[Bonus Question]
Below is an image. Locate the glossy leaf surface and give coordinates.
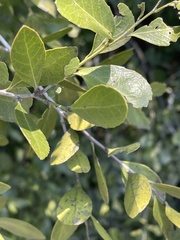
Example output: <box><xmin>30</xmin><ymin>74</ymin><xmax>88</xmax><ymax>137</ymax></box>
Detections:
<box><xmin>57</xmin><ymin>185</ymin><xmax>92</xmax><ymax>225</ymax></box>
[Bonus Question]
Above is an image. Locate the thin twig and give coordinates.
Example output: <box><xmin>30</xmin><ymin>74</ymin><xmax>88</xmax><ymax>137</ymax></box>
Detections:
<box><xmin>0</xmin><ymin>35</ymin><xmax>11</xmax><ymax>52</ymax></box>
<box><xmin>85</xmin><ymin>221</ymin><xmax>91</xmax><ymax>240</ymax></box>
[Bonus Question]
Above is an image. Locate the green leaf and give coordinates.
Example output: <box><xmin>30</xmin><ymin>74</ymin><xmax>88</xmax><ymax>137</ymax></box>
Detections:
<box><xmin>169</xmin><ymin>229</ymin><xmax>180</xmax><ymax>240</ymax></box>
<box><xmin>42</xmin><ymin>27</ymin><xmax>73</xmax><ymax>43</ymax></box>
<box><xmin>0</xmin><ymin>182</ymin><xmax>11</xmax><ymax>194</ymax></box>
<box><xmin>31</xmin><ymin>0</ymin><xmax>56</xmax><ymax>17</ymax></box>
<box><xmin>11</xmin><ymin>25</ymin><xmax>45</xmax><ymax>89</ymax></box>
<box><xmin>0</xmin><ymin>62</ymin><xmax>9</xmax><ymax>88</ymax></box>
<box><xmin>130</xmin><ymin>18</ymin><xmax>180</xmax><ymax>46</ymax></box>
<box><xmin>40</xmin><ymin>47</ymin><xmax>77</xmax><ymax>86</ymax></box>
<box><xmin>77</xmin><ymin>65</ymin><xmax>152</xmax><ymax>108</ymax></box>
<box><xmin>92</xmin><ymin>144</ymin><xmax>109</xmax><ymax>204</ymax></box>
<box><xmin>15</xmin><ymin>102</ymin><xmax>50</xmax><ymax>160</ymax></box>
<box><xmin>37</xmin><ymin>107</ymin><xmax>57</xmax><ymax>138</ymax></box>
<box><xmin>59</xmin><ymin>79</ymin><xmax>86</xmax><ymax>93</ymax></box>
<box><xmin>151</xmin><ymin>82</ymin><xmax>166</xmax><ymax>97</ymax></box>
<box><xmin>64</xmin><ymin>57</ymin><xmax>80</xmax><ymax>77</ymax></box>
<box><xmin>108</xmin><ymin>142</ymin><xmax>140</xmax><ymax>157</ymax></box>
<box><xmin>55</xmin><ymin>0</ymin><xmax>115</xmax><ymax>39</ymax></box>
<box><xmin>67</xmin><ymin>112</ymin><xmax>94</xmax><ymax>131</ymax></box>
<box><xmin>0</xmin><ymin>87</ymin><xmax>33</xmax><ymax>122</ymax></box>
<box><xmin>91</xmin><ymin>215</ymin><xmax>113</xmax><ymax>240</ymax></box>
<box><xmin>153</xmin><ymin>197</ymin><xmax>174</xmax><ymax>239</ymax></box>
<box><xmin>0</xmin><ymin>197</ymin><xmax>7</xmax><ymax>212</ymax></box>
<box><xmin>151</xmin><ymin>183</ymin><xmax>180</xmax><ymax>199</ymax></box>
<box><xmin>7</xmin><ymin>74</ymin><xmax>30</xmax><ymax>90</ymax></box>
<box><xmin>0</xmin><ymin>234</ymin><xmax>5</xmax><ymax>240</ymax></box>
<box><xmin>126</xmin><ymin>104</ymin><xmax>151</xmax><ymax>130</ymax></box>
<box><xmin>0</xmin><ymin>120</ymin><xmax>8</xmax><ymax>146</ymax></box>
<box><xmin>0</xmin><ymin>218</ymin><xmax>45</xmax><ymax>239</ymax></box>
<box><xmin>50</xmin><ymin>129</ymin><xmax>79</xmax><ymax>165</ymax></box>
<box><xmin>66</xmin><ymin>149</ymin><xmax>90</xmax><ymax>173</ymax></box>
<box><xmin>50</xmin><ymin>220</ymin><xmax>78</xmax><ymax>240</ymax></box>
<box><xmin>165</xmin><ymin>204</ymin><xmax>180</xmax><ymax>228</ymax></box>
<box><xmin>100</xmin><ymin>48</ymin><xmax>133</xmax><ymax>66</ymax></box>
<box><xmin>124</xmin><ymin>173</ymin><xmax>152</xmax><ymax>218</ymax></box>
<box><xmin>57</xmin><ymin>185</ymin><xmax>92</xmax><ymax>225</ymax></box>
<box><xmin>71</xmin><ymin>85</ymin><xmax>128</xmax><ymax>128</ymax></box>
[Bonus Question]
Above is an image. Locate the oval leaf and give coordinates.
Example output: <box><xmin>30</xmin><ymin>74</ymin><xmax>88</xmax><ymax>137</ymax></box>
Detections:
<box><xmin>68</xmin><ymin>112</ymin><xmax>94</xmax><ymax>131</ymax></box>
<box><xmin>0</xmin><ymin>218</ymin><xmax>45</xmax><ymax>239</ymax></box>
<box><xmin>55</xmin><ymin>0</ymin><xmax>115</xmax><ymax>39</ymax></box>
<box><xmin>91</xmin><ymin>215</ymin><xmax>113</xmax><ymax>240</ymax></box>
<box><xmin>50</xmin><ymin>129</ymin><xmax>79</xmax><ymax>165</ymax></box>
<box><xmin>15</xmin><ymin>102</ymin><xmax>50</xmax><ymax>160</ymax></box>
<box><xmin>124</xmin><ymin>173</ymin><xmax>152</xmax><ymax>218</ymax></box>
<box><xmin>11</xmin><ymin>25</ymin><xmax>45</xmax><ymax>89</ymax></box>
<box><xmin>151</xmin><ymin>82</ymin><xmax>166</xmax><ymax>97</ymax></box>
<box><xmin>151</xmin><ymin>183</ymin><xmax>180</xmax><ymax>199</ymax></box>
<box><xmin>66</xmin><ymin>150</ymin><xmax>90</xmax><ymax>173</ymax></box>
<box><xmin>71</xmin><ymin>85</ymin><xmax>128</xmax><ymax>128</ymax></box>
<box><xmin>0</xmin><ymin>182</ymin><xmax>11</xmax><ymax>194</ymax></box>
<box><xmin>57</xmin><ymin>185</ymin><xmax>92</xmax><ymax>225</ymax></box>
<box><xmin>50</xmin><ymin>220</ymin><xmax>78</xmax><ymax>240</ymax></box>
<box><xmin>108</xmin><ymin>142</ymin><xmax>140</xmax><ymax>157</ymax></box>
<box><xmin>165</xmin><ymin>205</ymin><xmax>180</xmax><ymax>228</ymax></box>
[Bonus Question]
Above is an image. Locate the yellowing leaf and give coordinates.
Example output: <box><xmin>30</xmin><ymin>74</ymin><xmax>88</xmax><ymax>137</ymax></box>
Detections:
<box><xmin>50</xmin><ymin>220</ymin><xmax>78</xmax><ymax>240</ymax></box>
<box><xmin>0</xmin><ymin>182</ymin><xmax>11</xmax><ymax>194</ymax></box>
<box><xmin>91</xmin><ymin>215</ymin><xmax>113</xmax><ymax>240</ymax></box>
<box><xmin>151</xmin><ymin>183</ymin><xmax>180</xmax><ymax>199</ymax></box>
<box><xmin>11</xmin><ymin>26</ymin><xmax>45</xmax><ymax>89</ymax></box>
<box><xmin>124</xmin><ymin>173</ymin><xmax>152</xmax><ymax>218</ymax></box>
<box><xmin>0</xmin><ymin>218</ymin><xmax>45</xmax><ymax>239</ymax></box>
<box><xmin>108</xmin><ymin>142</ymin><xmax>140</xmax><ymax>157</ymax></box>
<box><xmin>71</xmin><ymin>85</ymin><xmax>128</xmax><ymax>128</ymax></box>
<box><xmin>15</xmin><ymin>102</ymin><xmax>50</xmax><ymax>160</ymax></box>
<box><xmin>67</xmin><ymin>112</ymin><xmax>94</xmax><ymax>131</ymax></box>
<box><xmin>50</xmin><ymin>129</ymin><xmax>79</xmax><ymax>165</ymax></box>
<box><xmin>57</xmin><ymin>185</ymin><xmax>92</xmax><ymax>225</ymax></box>
<box><xmin>55</xmin><ymin>0</ymin><xmax>115</xmax><ymax>39</ymax></box>
<box><xmin>165</xmin><ymin>204</ymin><xmax>180</xmax><ymax>228</ymax></box>
<box><xmin>66</xmin><ymin>150</ymin><xmax>90</xmax><ymax>173</ymax></box>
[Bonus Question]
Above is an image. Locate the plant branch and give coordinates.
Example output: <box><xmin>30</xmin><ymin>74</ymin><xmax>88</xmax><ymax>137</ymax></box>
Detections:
<box><xmin>0</xmin><ymin>35</ymin><xmax>11</xmax><ymax>52</ymax></box>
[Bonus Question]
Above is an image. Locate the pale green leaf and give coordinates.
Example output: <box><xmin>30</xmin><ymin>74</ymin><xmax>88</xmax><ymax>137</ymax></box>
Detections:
<box><xmin>0</xmin><ymin>218</ymin><xmax>45</xmax><ymax>239</ymax></box>
<box><xmin>100</xmin><ymin>48</ymin><xmax>133</xmax><ymax>66</ymax></box>
<box><xmin>71</xmin><ymin>85</ymin><xmax>128</xmax><ymax>128</ymax></box>
<box><xmin>0</xmin><ymin>197</ymin><xmax>7</xmax><ymax>211</ymax></box>
<box><xmin>0</xmin><ymin>87</ymin><xmax>33</xmax><ymax>122</ymax></box>
<box><xmin>43</xmin><ymin>27</ymin><xmax>72</xmax><ymax>43</ymax></box>
<box><xmin>37</xmin><ymin>107</ymin><xmax>57</xmax><ymax>138</ymax></box>
<box><xmin>31</xmin><ymin>0</ymin><xmax>56</xmax><ymax>17</ymax></box>
<box><xmin>172</xmin><ymin>130</ymin><xmax>180</xmax><ymax>146</ymax></box>
<box><xmin>108</xmin><ymin>142</ymin><xmax>140</xmax><ymax>157</ymax></box>
<box><xmin>66</xmin><ymin>149</ymin><xmax>90</xmax><ymax>173</ymax></box>
<box><xmin>124</xmin><ymin>173</ymin><xmax>152</xmax><ymax>218</ymax></box>
<box><xmin>0</xmin><ymin>120</ymin><xmax>8</xmax><ymax>146</ymax></box>
<box><xmin>126</xmin><ymin>104</ymin><xmax>150</xmax><ymax>130</ymax></box>
<box><xmin>59</xmin><ymin>79</ymin><xmax>86</xmax><ymax>93</ymax></box>
<box><xmin>151</xmin><ymin>82</ymin><xmax>166</xmax><ymax>97</ymax></box>
<box><xmin>92</xmin><ymin>144</ymin><xmax>109</xmax><ymax>204</ymax></box>
<box><xmin>55</xmin><ymin>0</ymin><xmax>115</xmax><ymax>39</ymax></box>
<box><xmin>165</xmin><ymin>204</ymin><xmax>180</xmax><ymax>228</ymax></box>
<box><xmin>50</xmin><ymin>129</ymin><xmax>79</xmax><ymax>165</ymax></box>
<box><xmin>130</xmin><ymin>18</ymin><xmax>180</xmax><ymax>46</ymax></box>
<box><xmin>0</xmin><ymin>135</ymin><xmax>9</xmax><ymax>146</ymax></box>
<box><xmin>50</xmin><ymin>220</ymin><xmax>78</xmax><ymax>240</ymax></box>
<box><xmin>67</xmin><ymin>112</ymin><xmax>94</xmax><ymax>131</ymax></box>
<box><xmin>15</xmin><ymin>102</ymin><xmax>50</xmax><ymax>160</ymax></box>
<box><xmin>0</xmin><ymin>234</ymin><xmax>5</xmax><ymax>240</ymax></box>
<box><xmin>40</xmin><ymin>47</ymin><xmax>77</xmax><ymax>86</ymax></box>
<box><xmin>169</xmin><ymin>229</ymin><xmax>180</xmax><ymax>240</ymax></box>
<box><xmin>77</xmin><ymin>65</ymin><xmax>152</xmax><ymax>108</ymax></box>
<box><xmin>57</xmin><ymin>185</ymin><xmax>92</xmax><ymax>225</ymax></box>
<box><xmin>0</xmin><ymin>62</ymin><xmax>9</xmax><ymax>88</ymax></box>
<box><xmin>137</xmin><ymin>2</ymin><xmax>146</xmax><ymax>20</ymax></box>
<box><xmin>64</xmin><ymin>57</ymin><xmax>80</xmax><ymax>77</ymax></box>
<box><xmin>0</xmin><ymin>182</ymin><xmax>11</xmax><ymax>194</ymax></box>
<box><xmin>153</xmin><ymin>197</ymin><xmax>174</xmax><ymax>239</ymax></box>
<box><xmin>11</xmin><ymin>25</ymin><xmax>45</xmax><ymax>89</ymax></box>
<box><xmin>151</xmin><ymin>183</ymin><xmax>180</xmax><ymax>199</ymax></box>
<box><xmin>91</xmin><ymin>215</ymin><xmax>113</xmax><ymax>240</ymax></box>
<box><xmin>7</xmin><ymin>74</ymin><xmax>30</xmax><ymax>90</ymax></box>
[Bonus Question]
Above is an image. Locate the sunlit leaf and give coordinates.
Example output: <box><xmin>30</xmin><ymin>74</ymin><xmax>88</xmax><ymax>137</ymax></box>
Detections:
<box><xmin>0</xmin><ymin>234</ymin><xmax>5</xmax><ymax>240</ymax></box>
<box><xmin>55</xmin><ymin>0</ymin><xmax>115</xmax><ymax>38</ymax></box>
<box><xmin>91</xmin><ymin>215</ymin><xmax>113</xmax><ymax>240</ymax></box>
<box><xmin>165</xmin><ymin>204</ymin><xmax>180</xmax><ymax>228</ymax></box>
<box><xmin>11</xmin><ymin>25</ymin><xmax>45</xmax><ymax>89</ymax></box>
<box><xmin>0</xmin><ymin>182</ymin><xmax>11</xmax><ymax>194</ymax></box>
<box><xmin>151</xmin><ymin>183</ymin><xmax>180</xmax><ymax>199</ymax></box>
<box><xmin>57</xmin><ymin>185</ymin><xmax>92</xmax><ymax>225</ymax></box>
<box><xmin>64</xmin><ymin>57</ymin><xmax>80</xmax><ymax>77</ymax></box>
<box><xmin>50</xmin><ymin>220</ymin><xmax>78</xmax><ymax>240</ymax></box>
<box><xmin>130</xmin><ymin>18</ymin><xmax>180</xmax><ymax>46</ymax></box>
<box><xmin>66</xmin><ymin>150</ymin><xmax>90</xmax><ymax>173</ymax></box>
<box><xmin>0</xmin><ymin>218</ymin><xmax>45</xmax><ymax>239</ymax></box>
<box><xmin>124</xmin><ymin>173</ymin><xmax>152</xmax><ymax>218</ymax></box>
<box><xmin>108</xmin><ymin>142</ymin><xmax>140</xmax><ymax>157</ymax></box>
<box><xmin>71</xmin><ymin>85</ymin><xmax>128</xmax><ymax>128</ymax></box>
<box><xmin>92</xmin><ymin>144</ymin><xmax>109</xmax><ymax>204</ymax></box>
<box><xmin>50</xmin><ymin>129</ymin><xmax>79</xmax><ymax>165</ymax></box>
<box><xmin>151</xmin><ymin>82</ymin><xmax>166</xmax><ymax>97</ymax></box>
<box><xmin>31</xmin><ymin>0</ymin><xmax>56</xmax><ymax>17</ymax></box>
<box><xmin>15</xmin><ymin>102</ymin><xmax>50</xmax><ymax>160</ymax></box>
<box><xmin>67</xmin><ymin>112</ymin><xmax>93</xmax><ymax>131</ymax></box>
